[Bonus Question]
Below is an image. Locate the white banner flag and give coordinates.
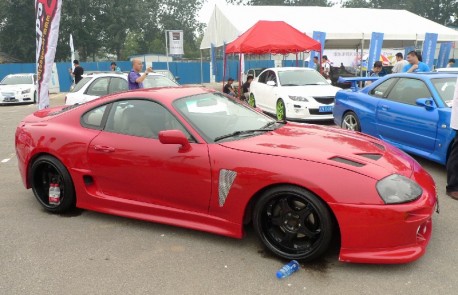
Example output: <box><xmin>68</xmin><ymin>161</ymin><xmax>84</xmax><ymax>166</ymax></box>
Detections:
<box><xmin>169</xmin><ymin>31</ymin><xmax>184</xmax><ymax>55</ymax></box>
<box><xmin>69</xmin><ymin>34</ymin><xmax>75</xmax><ymax>71</ymax></box>
<box><xmin>35</xmin><ymin>0</ymin><xmax>62</xmax><ymax>110</ymax></box>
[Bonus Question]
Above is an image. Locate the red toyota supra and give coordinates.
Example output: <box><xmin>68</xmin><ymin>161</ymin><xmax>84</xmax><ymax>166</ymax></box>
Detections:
<box><xmin>15</xmin><ymin>86</ymin><xmax>437</xmax><ymax>263</ymax></box>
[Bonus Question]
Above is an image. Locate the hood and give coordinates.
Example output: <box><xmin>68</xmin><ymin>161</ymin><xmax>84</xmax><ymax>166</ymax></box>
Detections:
<box><xmin>219</xmin><ymin>123</ymin><xmax>414</xmax><ymax>180</ymax></box>
<box><xmin>0</xmin><ymin>84</ymin><xmax>33</xmax><ymax>92</ymax></box>
<box><xmin>280</xmin><ymin>85</ymin><xmax>340</xmax><ymax>97</ymax></box>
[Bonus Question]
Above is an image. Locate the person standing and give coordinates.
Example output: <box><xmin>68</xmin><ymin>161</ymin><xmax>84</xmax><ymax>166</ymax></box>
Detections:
<box><xmin>391</xmin><ymin>52</ymin><xmax>408</xmax><ymax>73</ymax></box>
<box><xmin>110</xmin><ymin>62</ymin><xmax>121</xmax><ymax>72</ymax></box>
<box><xmin>321</xmin><ymin>55</ymin><xmax>331</xmax><ymax>79</ymax></box>
<box><xmin>128</xmin><ymin>59</ymin><xmax>153</xmax><ymax>90</ymax></box>
<box><xmin>313</xmin><ymin>56</ymin><xmax>320</xmax><ymax>72</ymax></box>
<box><xmin>69</xmin><ymin>60</ymin><xmax>84</xmax><ymax>84</ymax></box>
<box><xmin>447</xmin><ymin>59</ymin><xmax>456</xmax><ymax>68</ymax></box>
<box><xmin>402</xmin><ymin>51</ymin><xmax>430</xmax><ymax>73</ymax></box>
<box><xmin>446</xmin><ymin>76</ymin><xmax>458</xmax><ymax>200</ymax></box>
<box><xmin>241</xmin><ymin>75</ymin><xmax>253</xmax><ymax>101</ymax></box>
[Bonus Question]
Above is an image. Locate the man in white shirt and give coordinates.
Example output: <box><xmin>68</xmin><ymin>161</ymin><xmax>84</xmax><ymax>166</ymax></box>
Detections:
<box><xmin>391</xmin><ymin>52</ymin><xmax>408</xmax><ymax>73</ymax></box>
<box><xmin>321</xmin><ymin>55</ymin><xmax>331</xmax><ymax>79</ymax></box>
<box><xmin>446</xmin><ymin>76</ymin><xmax>458</xmax><ymax>200</ymax></box>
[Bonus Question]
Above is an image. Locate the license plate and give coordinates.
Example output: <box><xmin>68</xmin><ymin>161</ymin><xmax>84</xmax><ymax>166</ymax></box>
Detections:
<box><xmin>319</xmin><ymin>105</ymin><xmax>333</xmax><ymax>113</ymax></box>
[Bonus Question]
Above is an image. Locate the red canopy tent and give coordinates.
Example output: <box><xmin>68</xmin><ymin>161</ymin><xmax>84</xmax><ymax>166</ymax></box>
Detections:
<box><xmin>223</xmin><ymin>20</ymin><xmax>322</xmax><ymax>94</ymax></box>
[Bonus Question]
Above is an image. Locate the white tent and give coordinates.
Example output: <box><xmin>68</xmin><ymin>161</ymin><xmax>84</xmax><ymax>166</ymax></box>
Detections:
<box><xmin>201</xmin><ymin>5</ymin><xmax>458</xmax><ymax>50</ymax></box>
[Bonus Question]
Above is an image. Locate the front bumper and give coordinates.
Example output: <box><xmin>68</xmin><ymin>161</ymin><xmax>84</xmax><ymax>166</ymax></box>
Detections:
<box><xmin>330</xmin><ymin>161</ymin><xmax>437</xmax><ymax>264</ymax></box>
<box><xmin>1</xmin><ymin>93</ymin><xmax>33</xmax><ymax>104</ymax></box>
<box><xmin>285</xmin><ymin>101</ymin><xmax>334</xmax><ymax>121</ymax></box>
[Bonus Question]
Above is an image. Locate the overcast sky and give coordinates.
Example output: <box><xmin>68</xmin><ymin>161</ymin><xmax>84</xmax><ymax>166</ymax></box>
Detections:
<box><xmin>198</xmin><ymin>0</ymin><xmax>341</xmax><ymax>23</ymax></box>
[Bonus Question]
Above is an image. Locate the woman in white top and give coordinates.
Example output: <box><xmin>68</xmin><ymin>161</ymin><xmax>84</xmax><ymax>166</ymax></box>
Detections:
<box><xmin>446</xmin><ymin>76</ymin><xmax>458</xmax><ymax>200</ymax></box>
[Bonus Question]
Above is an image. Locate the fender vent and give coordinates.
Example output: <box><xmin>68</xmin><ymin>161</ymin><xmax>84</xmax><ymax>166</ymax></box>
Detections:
<box><xmin>357</xmin><ymin>153</ymin><xmax>382</xmax><ymax>161</ymax></box>
<box><xmin>330</xmin><ymin>157</ymin><xmax>365</xmax><ymax>167</ymax></box>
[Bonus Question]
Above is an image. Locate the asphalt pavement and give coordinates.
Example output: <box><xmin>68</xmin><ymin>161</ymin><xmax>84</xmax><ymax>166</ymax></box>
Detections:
<box><xmin>1</xmin><ymin>94</ymin><xmax>458</xmax><ymax>295</ymax></box>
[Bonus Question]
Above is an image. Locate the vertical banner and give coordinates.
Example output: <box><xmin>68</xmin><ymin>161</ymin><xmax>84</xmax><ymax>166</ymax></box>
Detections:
<box><xmin>69</xmin><ymin>34</ymin><xmax>75</xmax><ymax>72</ymax></box>
<box><xmin>168</xmin><ymin>30</ymin><xmax>184</xmax><ymax>55</ymax></box>
<box><xmin>436</xmin><ymin>42</ymin><xmax>452</xmax><ymax>69</ymax></box>
<box><xmin>308</xmin><ymin>31</ymin><xmax>326</xmax><ymax>69</ymax></box>
<box><xmin>422</xmin><ymin>33</ymin><xmax>438</xmax><ymax>69</ymax></box>
<box><xmin>367</xmin><ymin>32</ymin><xmax>384</xmax><ymax>74</ymax></box>
<box><xmin>35</xmin><ymin>0</ymin><xmax>62</xmax><ymax>110</ymax></box>
<box><xmin>211</xmin><ymin>43</ymin><xmax>216</xmax><ymax>75</ymax></box>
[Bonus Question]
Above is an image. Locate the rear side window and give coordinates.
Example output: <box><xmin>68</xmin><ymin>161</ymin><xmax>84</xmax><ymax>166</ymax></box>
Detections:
<box><xmin>71</xmin><ymin>77</ymin><xmax>91</xmax><ymax>93</ymax></box>
<box><xmin>86</xmin><ymin>77</ymin><xmax>110</xmax><ymax>96</ymax></box>
<box><xmin>108</xmin><ymin>77</ymin><xmax>128</xmax><ymax>94</ymax></box>
<box><xmin>387</xmin><ymin>78</ymin><xmax>432</xmax><ymax>106</ymax></box>
<box><xmin>81</xmin><ymin>105</ymin><xmax>108</xmax><ymax>129</ymax></box>
<box><xmin>370</xmin><ymin>78</ymin><xmax>397</xmax><ymax>98</ymax></box>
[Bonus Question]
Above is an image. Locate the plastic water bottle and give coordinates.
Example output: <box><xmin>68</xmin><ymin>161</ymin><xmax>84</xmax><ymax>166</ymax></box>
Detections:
<box><xmin>49</xmin><ymin>183</ymin><xmax>61</xmax><ymax>206</ymax></box>
<box><xmin>276</xmin><ymin>260</ymin><xmax>300</xmax><ymax>279</ymax></box>
<box><xmin>54</xmin><ymin>183</ymin><xmax>61</xmax><ymax>206</ymax></box>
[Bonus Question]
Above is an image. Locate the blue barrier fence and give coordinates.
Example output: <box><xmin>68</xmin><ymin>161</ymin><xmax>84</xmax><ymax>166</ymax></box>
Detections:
<box><xmin>0</xmin><ymin>59</ymin><xmax>309</xmax><ymax>92</ymax></box>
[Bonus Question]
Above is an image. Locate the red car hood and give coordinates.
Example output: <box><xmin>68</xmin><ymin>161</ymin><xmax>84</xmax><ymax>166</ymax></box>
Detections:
<box><xmin>219</xmin><ymin>123</ymin><xmax>414</xmax><ymax>180</ymax></box>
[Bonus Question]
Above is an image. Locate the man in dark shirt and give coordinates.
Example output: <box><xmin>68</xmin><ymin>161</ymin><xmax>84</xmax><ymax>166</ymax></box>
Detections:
<box><xmin>223</xmin><ymin>78</ymin><xmax>235</xmax><ymax>96</ymax></box>
<box><xmin>69</xmin><ymin>60</ymin><xmax>84</xmax><ymax>84</ymax></box>
<box><xmin>241</xmin><ymin>75</ymin><xmax>253</xmax><ymax>101</ymax></box>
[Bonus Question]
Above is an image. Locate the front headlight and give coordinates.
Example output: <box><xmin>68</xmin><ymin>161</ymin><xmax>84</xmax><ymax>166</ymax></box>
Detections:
<box><xmin>288</xmin><ymin>95</ymin><xmax>309</xmax><ymax>102</ymax></box>
<box><xmin>21</xmin><ymin>89</ymin><xmax>31</xmax><ymax>94</ymax></box>
<box><xmin>376</xmin><ymin>174</ymin><xmax>422</xmax><ymax>204</ymax></box>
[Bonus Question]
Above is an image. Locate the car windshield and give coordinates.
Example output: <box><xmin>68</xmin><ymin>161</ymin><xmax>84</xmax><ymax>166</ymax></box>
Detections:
<box><xmin>278</xmin><ymin>70</ymin><xmax>329</xmax><ymax>86</ymax></box>
<box><xmin>0</xmin><ymin>75</ymin><xmax>33</xmax><ymax>85</ymax></box>
<box><xmin>173</xmin><ymin>92</ymin><xmax>276</xmax><ymax>143</ymax></box>
<box><xmin>431</xmin><ymin>77</ymin><xmax>456</xmax><ymax>106</ymax></box>
<box><xmin>144</xmin><ymin>75</ymin><xmax>178</xmax><ymax>88</ymax></box>
<box><xmin>155</xmin><ymin>71</ymin><xmax>175</xmax><ymax>81</ymax></box>
<box><xmin>71</xmin><ymin>77</ymin><xmax>92</xmax><ymax>92</ymax></box>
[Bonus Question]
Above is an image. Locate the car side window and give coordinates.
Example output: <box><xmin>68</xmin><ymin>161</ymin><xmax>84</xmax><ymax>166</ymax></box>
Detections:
<box><xmin>386</xmin><ymin>78</ymin><xmax>432</xmax><ymax>106</ymax></box>
<box><xmin>258</xmin><ymin>71</ymin><xmax>268</xmax><ymax>84</ymax></box>
<box><xmin>105</xmin><ymin>99</ymin><xmax>190</xmax><ymax>139</ymax></box>
<box><xmin>108</xmin><ymin>77</ymin><xmax>128</xmax><ymax>94</ymax></box>
<box><xmin>86</xmin><ymin>77</ymin><xmax>110</xmax><ymax>96</ymax></box>
<box><xmin>81</xmin><ymin>104</ymin><xmax>108</xmax><ymax>129</ymax></box>
<box><xmin>369</xmin><ymin>78</ymin><xmax>397</xmax><ymax>98</ymax></box>
<box><xmin>265</xmin><ymin>71</ymin><xmax>277</xmax><ymax>84</ymax></box>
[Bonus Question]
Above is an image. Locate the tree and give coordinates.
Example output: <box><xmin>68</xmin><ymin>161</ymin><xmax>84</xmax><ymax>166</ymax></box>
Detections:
<box><xmin>228</xmin><ymin>0</ymin><xmax>332</xmax><ymax>5</ymax></box>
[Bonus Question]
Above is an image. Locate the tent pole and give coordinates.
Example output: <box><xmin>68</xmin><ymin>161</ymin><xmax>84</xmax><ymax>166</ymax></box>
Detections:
<box><xmin>200</xmin><ymin>49</ymin><xmax>203</xmax><ymax>84</ymax></box>
<box><xmin>296</xmin><ymin>53</ymin><xmax>298</xmax><ymax>67</ymax></box>
<box><xmin>239</xmin><ymin>54</ymin><xmax>242</xmax><ymax>98</ymax></box>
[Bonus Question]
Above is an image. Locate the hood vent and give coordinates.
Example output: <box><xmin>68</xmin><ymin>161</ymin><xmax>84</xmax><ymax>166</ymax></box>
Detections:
<box><xmin>357</xmin><ymin>153</ymin><xmax>382</xmax><ymax>161</ymax></box>
<box><xmin>330</xmin><ymin>156</ymin><xmax>365</xmax><ymax>167</ymax></box>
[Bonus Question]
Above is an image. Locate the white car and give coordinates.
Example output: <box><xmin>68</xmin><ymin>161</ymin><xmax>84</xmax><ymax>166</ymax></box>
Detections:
<box><xmin>435</xmin><ymin>68</ymin><xmax>458</xmax><ymax>73</ymax></box>
<box><xmin>65</xmin><ymin>72</ymin><xmax>179</xmax><ymax>105</ymax></box>
<box><xmin>249</xmin><ymin>67</ymin><xmax>341</xmax><ymax>121</ymax></box>
<box><xmin>0</xmin><ymin>73</ymin><xmax>37</xmax><ymax>104</ymax></box>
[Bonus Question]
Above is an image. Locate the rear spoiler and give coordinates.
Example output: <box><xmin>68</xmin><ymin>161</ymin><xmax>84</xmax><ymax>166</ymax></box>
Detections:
<box><xmin>337</xmin><ymin>76</ymin><xmax>380</xmax><ymax>92</ymax></box>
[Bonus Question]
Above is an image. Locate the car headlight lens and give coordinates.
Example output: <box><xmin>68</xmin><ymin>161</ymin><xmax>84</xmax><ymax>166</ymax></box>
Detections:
<box><xmin>21</xmin><ymin>89</ymin><xmax>31</xmax><ymax>94</ymax></box>
<box><xmin>376</xmin><ymin>174</ymin><xmax>422</xmax><ymax>204</ymax></box>
<box><xmin>288</xmin><ymin>95</ymin><xmax>308</xmax><ymax>102</ymax></box>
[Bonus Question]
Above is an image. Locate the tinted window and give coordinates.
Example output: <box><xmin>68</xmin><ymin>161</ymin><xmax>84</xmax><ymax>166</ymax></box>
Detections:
<box><xmin>81</xmin><ymin>105</ymin><xmax>107</xmax><ymax>129</ymax></box>
<box><xmin>71</xmin><ymin>77</ymin><xmax>91</xmax><ymax>93</ymax></box>
<box><xmin>387</xmin><ymin>78</ymin><xmax>432</xmax><ymax>106</ymax></box>
<box><xmin>265</xmin><ymin>71</ymin><xmax>277</xmax><ymax>84</ymax></box>
<box><xmin>86</xmin><ymin>77</ymin><xmax>110</xmax><ymax>96</ymax></box>
<box><xmin>108</xmin><ymin>77</ymin><xmax>128</xmax><ymax>94</ymax></box>
<box><xmin>258</xmin><ymin>71</ymin><xmax>268</xmax><ymax>84</ymax></box>
<box><xmin>431</xmin><ymin>77</ymin><xmax>456</xmax><ymax>105</ymax></box>
<box><xmin>105</xmin><ymin>100</ymin><xmax>189</xmax><ymax>139</ymax></box>
<box><xmin>1</xmin><ymin>75</ymin><xmax>33</xmax><ymax>85</ymax></box>
<box><xmin>370</xmin><ymin>78</ymin><xmax>397</xmax><ymax>98</ymax></box>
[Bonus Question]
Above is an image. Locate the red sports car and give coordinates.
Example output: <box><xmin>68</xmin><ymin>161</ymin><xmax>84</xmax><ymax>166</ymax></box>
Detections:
<box><xmin>15</xmin><ymin>86</ymin><xmax>437</xmax><ymax>264</ymax></box>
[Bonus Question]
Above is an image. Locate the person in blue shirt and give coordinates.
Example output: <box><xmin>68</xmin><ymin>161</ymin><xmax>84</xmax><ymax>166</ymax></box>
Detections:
<box><xmin>402</xmin><ymin>51</ymin><xmax>430</xmax><ymax>73</ymax></box>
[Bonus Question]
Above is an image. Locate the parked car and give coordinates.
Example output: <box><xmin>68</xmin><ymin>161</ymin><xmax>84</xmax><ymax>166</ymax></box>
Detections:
<box><xmin>154</xmin><ymin>69</ymin><xmax>180</xmax><ymax>83</ymax></box>
<box><xmin>435</xmin><ymin>68</ymin><xmax>458</xmax><ymax>74</ymax></box>
<box><xmin>16</xmin><ymin>86</ymin><xmax>437</xmax><ymax>263</ymax></box>
<box><xmin>334</xmin><ymin>73</ymin><xmax>457</xmax><ymax>165</ymax></box>
<box><xmin>65</xmin><ymin>72</ymin><xmax>179</xmax><ymax>105</ymax></box>
<box><xmin>249</xmin><ymin>67</ymin><xmax>341</xmax><ymax>121</ymax></box>
<box><xmin>0</xmin><ymin>73</ymin><xmax>37</xmax><ymax>105</ymax></box>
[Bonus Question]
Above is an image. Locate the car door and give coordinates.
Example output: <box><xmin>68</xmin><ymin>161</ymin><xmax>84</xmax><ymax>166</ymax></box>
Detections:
<box><xmin>255</xmin><ymin>70</ymin><xmax>277</xmax><ymax>112</ymax></box>
<box><xmin>83</xmin><ymin>77</ymin><xmax>110</xmax><ymax>102</ymax></box>
<box><xmin>86</xmin><ymin>99</ymin><xmax>212</xmax><ymax>213</ymax></box>
<box><xmin>376</xmin><ymin>77</ymin><xmax>439</xmax><ymax>152</ymax></box>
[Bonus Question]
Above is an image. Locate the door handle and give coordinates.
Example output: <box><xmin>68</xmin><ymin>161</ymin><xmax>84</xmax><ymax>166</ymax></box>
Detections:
<box><xmin>380</xmin><ymin>105</ymin><xmax>390</xmax><ymax>110</ymax></box>
<box><xmin>93</xmin><ymin>145</ymin><xmax>115</xmax><ymax>153</ymax></box>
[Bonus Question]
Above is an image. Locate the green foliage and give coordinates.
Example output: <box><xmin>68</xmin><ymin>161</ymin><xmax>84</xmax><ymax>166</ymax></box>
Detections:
<box><xmin>0</xmin><ymin>0</ymin><xmax>204</xmax><ymax>62</ymax></box>
<box><xmin>228</xmin><ymin>0</ymin><xmax>332</xmax><ymax>5</ymax></box>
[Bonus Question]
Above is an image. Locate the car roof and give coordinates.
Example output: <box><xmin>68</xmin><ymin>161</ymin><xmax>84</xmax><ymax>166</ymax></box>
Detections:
<box><xmin>265</xmin><ymin>67</ymin><xmax>315</xmax><ymax>72</ymax></box>
<box><xmin>387</xmin><ymin>72</ymin><xmax>458</xmax><ymax>79</ymax></box>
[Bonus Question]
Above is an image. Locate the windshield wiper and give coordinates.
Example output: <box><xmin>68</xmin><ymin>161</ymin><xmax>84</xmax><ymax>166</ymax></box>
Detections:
<box><xmin>282</xmin><ymin>83</ymin><xmax>299</xmax><ymax>86</ymax></box>
<box><xmin>301</xmin><ymin>83</ymin><xmax>324</xmax><ymax>86</ymax></box>
<box><xmin>214</xmin><ymin>128</ymin><xmax>274</xmax><ymax>142</ymax></box>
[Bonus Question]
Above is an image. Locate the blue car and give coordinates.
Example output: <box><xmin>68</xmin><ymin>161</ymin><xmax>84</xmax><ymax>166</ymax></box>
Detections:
<box><xmin>333</xmin><ymin>73</ymin><xmax>457</xmax><ymax>165</ymax></box>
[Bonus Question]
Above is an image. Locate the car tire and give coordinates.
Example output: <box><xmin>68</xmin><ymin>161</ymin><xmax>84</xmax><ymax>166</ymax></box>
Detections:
<box><xmin>252</xmin><ymin>185</ymin><xmax>333</xmax><ymax>261</ymax></box>
<box><xmin>248</xmin><ymin>93</ymin><xmax>256</xmax><ymax>108</ymax></box>
<box><xmin>276</xmin><ymin>99</ymin><xmax>286</xmax><ymax>121</ymax></box>
<box><xmin>342</xmin><ymin>111</ymin><xmax>361</xmax><ymax>132</ymax></box>
<box><xmin>30</xmin><ymin>155</ymin><xmax>76</xmax><ymax>213</ymax></box>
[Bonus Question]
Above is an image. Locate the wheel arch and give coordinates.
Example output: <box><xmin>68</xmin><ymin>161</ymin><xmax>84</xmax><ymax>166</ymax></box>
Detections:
<box><xmin>26</xmin><ymin>152</ymin><xmax>73</xmax><ymax>188</ymax></box>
